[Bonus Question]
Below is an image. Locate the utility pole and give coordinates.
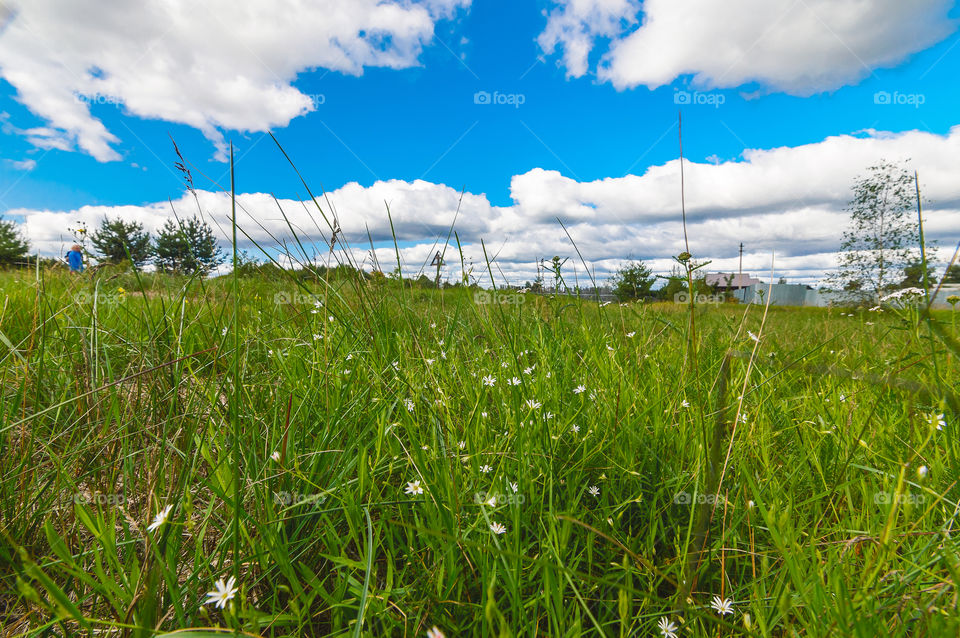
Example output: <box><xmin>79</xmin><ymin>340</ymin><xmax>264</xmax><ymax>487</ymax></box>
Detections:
<box><xmin>431</xmin><ymin>251</ymin><xmax>444</xmax><ymax>287</ymax></box>
<box><xmin>738</xmin><ymin>242</ymin><xmax>743</xmax><ymax>279</ymax></box>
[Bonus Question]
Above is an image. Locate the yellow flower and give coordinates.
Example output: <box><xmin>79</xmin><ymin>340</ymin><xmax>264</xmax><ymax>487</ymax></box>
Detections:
<box><xmin>117</xmin><ymin>287</ymin><xmax>126</xmax><ymax>295</ymax></box>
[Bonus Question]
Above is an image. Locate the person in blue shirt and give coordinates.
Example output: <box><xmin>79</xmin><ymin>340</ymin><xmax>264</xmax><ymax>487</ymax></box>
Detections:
<box><xmin>66</xmin><ymin>244</ymin><xmax>84</xmax><ymax>272</ymax></box>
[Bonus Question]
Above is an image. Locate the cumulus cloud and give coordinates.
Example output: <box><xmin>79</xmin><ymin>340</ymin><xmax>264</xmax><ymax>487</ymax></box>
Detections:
<box><xmin>10</xmin><ymin>126</ymin><xmax>960</xmax><ymax>285</ymax></box>
<box><xmin>0</xmin><ymin>0</ymin><xmax>469</xmax><ymax>161</ymax></box>
<box><xmin>540</xmin><ymin>0</ymin><xmax>957</xmax><ymax>94</ymax></box>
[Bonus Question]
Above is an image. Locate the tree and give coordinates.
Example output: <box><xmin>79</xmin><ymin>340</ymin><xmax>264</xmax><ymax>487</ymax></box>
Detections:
<box><xmin>153</xmin><ymin>216</ymin><xmax>224</xmax><ymax>274</ymax></box>
<box><xmin>900</xmin><ymin>259</ymin><xmax>937</xmax><ymax>289</ymax></box>
<box><xmin>942</xmin><ymin>264</ymin><xmax>960</xmax><ymax>284</ymax></box>
<box><xmin>90</xmin><ymin>217</ymin><xmax>152</xmax><ymax>267</ymax></box>
<box><xmin>826</xmin><ymin>160</ymin><xmax>921</xmax><ymax>302</ymax></box>
<box><xmin>611</xmin><ymin>260</ymin><xmax>655</xmax><ymax>301</ymax></box>
<box><xmin>0</xmin><ymin>215</ymin><xmax>29</xmax><ymax>266</ymax></box>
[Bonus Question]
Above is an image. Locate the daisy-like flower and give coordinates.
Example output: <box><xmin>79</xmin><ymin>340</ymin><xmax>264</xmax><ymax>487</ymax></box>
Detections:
<box><xmin>508</xmin><ymin>377</ymin><xmax>521</xmax><ymax>386</ymax></box>
<box><xmin>480</xmin><ymin>465</ymin><xmax>492</xmax><ymax>474</ymax></box>
<box><xmin>588</xmin><ymin>485</ymin><xmax>600</xmax><ymax>497</ymax></box>
<box><xmin>404</xmin><ymin>398</ymin><xmax>415</xmax><ymax>412</ymax></box>
<box><xmin>509</xmin><ymin>481</ymin><xmax>519</xmax><ymax>493</ymax></box>
<box><xmin>484</xmin><ymin>494</ymin><xmax>497</xmax><ymax>507</ymax></box>
<box><xmin>657</xmin><ymin>617</ymin><xmax>679</xmax><ymax>638</ymax></box>
<box><xmin>917</xmin><ymin>465</ymin><xmax>928</xmax><ymax>479</ymax></box>
<box><xmin>204</xmin><ymin>576</ymin><xmax>239</xmax><ymax>609</ymax></box>
<box><xmin>221</xmin><ymin>327</ymin><xmax>228</xmax><ymax>336</ymax></box>
<box><xmin>147</xmin><ymin>504</ymin><xmax>172</xmax><ymax>532</ymax></box>
<box><xmin>483</xmin><ymin>375</ymin><xmax>496</xmax><ymax>387</ymax></box>
<box><xmin>405</xmin><ymin>480</ymin><xmax>424</xmax><ymax>496</ymax></box>
<box><xmin>680</xmin><ymin>400</ymin><xmax>690</xmax><ymax>408</ymax></box>
<box><xmin>524</xmin><ymin>399</ymin><xmax>541</xmax><ymax>409</ymax></box>
<box><xmin>710</xmin><ymin>595</ymin><xmax>735</xmax><ymax>616</ymax></box>
<box><xmin>573</xmin><ymin>385</ymin><xmax>586</xmax><ymax>394</ymax></box>
<box><xmin>747</xmin><ymin>331</ymin><xmax>760</xmax><ymax>343</ymax></box>
<box><xmin>425</xmin><ymin>358</ymin><xmax>435</xmax><ymax>365</ymax></box>
<box><xmin>935</xmin><ymin>413</ymin><xmax>946</xmax><ymax>430</ymax></box>
<box><xmin>270</xmin><ymin>451</ymin><xmax>281</xmax><ymax>463</ymax></box>
<box><xmin>501</xmin><ymin>361</ymin><xmax>509</xmax><ymax>369</ymax></box>
<box><xmin>571</xmin><ymin>424</ymin><xmax>580</xmax><ymax>433</ymax></box>
<box><xmin>313</xmin><ymin>333</ymin><xmax>323</xmax><ymax>340</ymax></box>
<box><xmin>523</xmin><ymin>365</ymin><xmax>535</xmax><ymax>375</ymax></box>
<box><xmin>426</xmin><ymin>627</ymin><xmax>445</xmax><ymax>638</ymax></box>
<box><xmin>458</xmin><ymin>440</ymin><xmax>466</xmax><ymax>449</ymax></box>
<box><xmin>490</xmin><ymin>521</ymin><xmax>507</xmax><ymax>535</ymax></box>
<box><xmin>481</xmin><ymin>412</ymin><xmax>488</xmax><ymax>418</ymax></box>
<box><xmin>626</xmin><ymin>331</ymin><xmax>636</xmax><ymax>338</ymax></box>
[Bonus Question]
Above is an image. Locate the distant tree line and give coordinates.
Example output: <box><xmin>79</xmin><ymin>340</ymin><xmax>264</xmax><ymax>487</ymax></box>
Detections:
<box><xmin>0</xmin><ymin>214</ymin><xmax>225</xmax><ymax>274</ymax></box>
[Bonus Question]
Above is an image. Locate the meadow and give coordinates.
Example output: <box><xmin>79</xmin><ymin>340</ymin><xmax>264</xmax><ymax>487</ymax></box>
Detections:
<box><xmin>0</xmin><ymin>261</ymin><xmax>958</xmax><ymax>637</ymax></box>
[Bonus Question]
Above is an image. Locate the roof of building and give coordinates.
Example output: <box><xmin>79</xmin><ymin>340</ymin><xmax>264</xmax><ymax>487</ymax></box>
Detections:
<box><xmin>705</xmin><ymin>272</ymin><xmax>764</xmax><ymax>288</ymax></box>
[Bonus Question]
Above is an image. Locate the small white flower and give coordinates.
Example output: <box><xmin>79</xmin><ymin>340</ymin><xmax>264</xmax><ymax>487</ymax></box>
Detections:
<box><xmin>747</xmin><ymin>331</ymin><xmax>760</xmax><ymax>343</ymax></box>
<box><xmin>270</xmin><ymin>451</ymin><xmax>281</xmax><ymax>462</ymax></box>
<box><xmin>426</xmin><ymin>627</ymin><xmax>445</xmax><ymax>638</ymax></box>
<box><xmin>935</xmin><ymin>413</ymin><xmax>946</xmax><ymax>430</ymax></box>
<box><xmin>430</xmin><ymin>322</ymin><xmax>437</xmax><ymax>328</ymax></box>
<box><xmin>489</xmin><ymin>521</ymin><xmax>507</xmax><ymax>535</ymax></box>
<box><xmin>509</xmin><ymin>481</ymin><xmax>518</xmax><ymax>493</ymax></box>
<box><xmin>680</xmin><ymin>400</ymin><xmax>689</xmax><ymax>408</ymax></box>
<box><xmin>523</xmin><ymin>365</ymin><xmax>535</xmax><ymax>375</ymax></box>
<box><xmin>917</xmin><ymin>465</ymin><xmax>928</xmax><ymax>479</ymax></box>
<box><xmin>571</xmin><ymin>424</ymin><xmax>580</xmax><ymax>433</ymax></box>
<box><xmin>573</xmin><ymin>385</ymin><xmax>586</xmax><ymax>394</ymax></box>
<box><xmin>501</xmin><ymin>361</ymin><xmax>509</xmax><ymax>369</ymax></box>
<box><xmin>204</xmin><ymin>576</ymin><xmax>239</xmax><ymax>609</ymax></box>
<box><xmin>657</xmin><ymin>617</ymin><xmax>679</xmax><ymax>638</ymax></box>
<box><xmin>313</xmin><ymin>333</ymin><xmax>323</xmax><ymax>340</ymax></box>
<box><xmin>458</xmin><ymin>440</ymin><xmax>466</xmax><ymax>449</ymax></box>
<box><xmin>588</xmin><ymin>485</ymin><xmax>600</xmax><ymax>497</ymax></box>
<box><xmin>421</xmin><ymin>445</ymin><xmax>429</xmax><ymax>450</ymax></box>
<box><xmin>626</xmin><ymin>331</ymin><xmax>635</xmax><ymax>338</ymax></box>
<box><xmin>404</xmin><ymin>399</ymin><xmax>415</xmax><ymax>412</ymax></box>
<box><xmin>747</xmin><ymin>500</ymin><xmax>755</xmax><ymax>509</ymax></box>
<box><xmin>425</xmin><ymin>358</ymin><xmax>435</xmax><ymax>365</ymax></box>
<box><xmin>405</xmin><ymin>480</ymin><xmax>424</xmax><ymax>495</ymax></box>
<box><xmin>483</xmin><ymin>375</ymin><xmax>496</xmax><ymax>387</ymax></box>
<box><xmin>484</xmin><ymin>494</ymin><xmax>497</xmax><ymax>507</ymax></box>
<box><xmin>710</xmin><ymin>595</ymin><xmax>734</xmax><ymax>616</ymax></box>
<box><xmin>437</xmin><ymin>339</ymin><xmax>444</xmax><ymax>346</ymax></box>
<box><xmin>481</xmin><ymin>412</ymin><xmax>488</xmax><ymax>418</ymax></box>
<box><xmin>147</xmin><ymin>505</ymin><xmax>172</xmax><ymax>532</ymax></box>
<box><xmin>221</xmin><ymin>327</ymin><xmax>228</xmax><ymax>336</ymax></box>
<box><xmin>508</xmin><ymin>377</ymin><xmax>521</xmax><ymax>386</ymax></box>
<box><xmin>328</xmin><ymin>315</ymin><xmax>335</xmax><ymax>322</ymax></box>
<box><xmin>480</xmin><ymin>465</ymin><xmax>492</xmax><ymax>473</ymax></box>
<box><xmin>524</xmin><ymin>399</ymin><xmax>541</xmax><ymax>409</ymax></box>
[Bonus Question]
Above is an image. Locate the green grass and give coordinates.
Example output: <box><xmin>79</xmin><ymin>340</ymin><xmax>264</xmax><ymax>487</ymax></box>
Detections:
<box><xmin>0</xmin><ymin>264</ymin><xmax>958</xmax><ymax>637</ymax></box>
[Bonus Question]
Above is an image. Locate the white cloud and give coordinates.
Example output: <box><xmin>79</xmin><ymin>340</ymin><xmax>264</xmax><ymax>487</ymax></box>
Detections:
<box><xmin>6</xmin><ymin>158</ymin><xmax>35</xmax><ymax>170</ymax></box>
<box><xmin>541</xmin><ymin>0</ymin><xmax>956</xmax><ymax>94</ymax></box>
<box><xmin>10</xmin><ymin>126</ymin><xmax>960</xmax><ymax>286</ymax></box>
<box><xmin>0</xmin><ymin>0</ymin><xmax>469</xmax><ymax>161</ymax></box>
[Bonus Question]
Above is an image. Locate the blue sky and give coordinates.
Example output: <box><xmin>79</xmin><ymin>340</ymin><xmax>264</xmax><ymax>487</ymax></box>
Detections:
<box><xmin>1</xmin><ymin>0</ymin><xmax>959</xmax><ymax>284</ymax></box>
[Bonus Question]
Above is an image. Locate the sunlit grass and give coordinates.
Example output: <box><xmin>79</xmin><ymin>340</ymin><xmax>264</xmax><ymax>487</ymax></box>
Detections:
<box><xmin>0</xmin><ymin>263</ymin><xmax>958</xmax><ymax>636</ymax></box>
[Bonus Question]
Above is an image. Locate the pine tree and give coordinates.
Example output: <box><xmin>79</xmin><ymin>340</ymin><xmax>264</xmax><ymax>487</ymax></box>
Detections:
<box><xmin>90</xmin><ymin>218</ymin><xmax>152</xmax><ymax>267</ymax></box>
<box><xmin>826</xmin><ymin>160</ymin><xmax>920</xmax><ymax>302</ymax></box>
<box><xmin>154</xmin><ymin>216</ymin><xmax>224</xmax><ymax>274</ymax></box>
<box><xmin>0</xmin><ymin>215</ymin><xmax>30</xmax><ymax>266</ymax></box>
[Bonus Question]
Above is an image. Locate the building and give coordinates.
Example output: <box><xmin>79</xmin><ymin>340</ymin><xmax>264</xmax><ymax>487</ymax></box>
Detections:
<box><xmin>705</xmin><ymin>272</ymin><xmax>764</xmax><ymax>292</ymax></box>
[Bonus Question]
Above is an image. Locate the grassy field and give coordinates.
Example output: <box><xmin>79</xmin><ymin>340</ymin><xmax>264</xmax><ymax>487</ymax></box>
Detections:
<box><xmin>0</xmin><ymin>264</ymin><xmax>958</xmax><ymax>637</ymax></box>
